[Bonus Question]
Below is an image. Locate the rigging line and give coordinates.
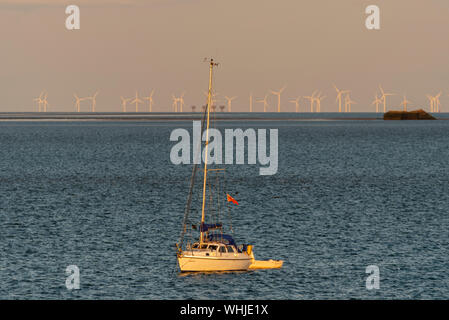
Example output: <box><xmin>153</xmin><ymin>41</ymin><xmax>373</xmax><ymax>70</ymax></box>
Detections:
<box><xmin>210</xmin><ymin>86</ymin><xmax>222</xmax><ymax>227</ymax></box>
<box><xmin>215</xmin><ymin>172</ymin><xmax>222</xmax><ymax>220</ymax></box>
<box><xmin>208</xmin><ymin>174</ymin><xmax>216</xmax><ymax>226</ymax></box>
<box><xmin>224</xmin><ymin>172</ymin><xmax>233</xmax><ymax>234</ymax></box>
<box><xmin>208</xmin><ymin>171</ymin><xmax>223</xmax><ymax>232</ymax></box>
<box><xmin>213</xmin><ymin>172</ymin><xmax>225</xmax><ymax>239</ymax></box>
<box><xmin>216</xmin><ymin>173</ymin><xmax>221</xmax><ymax>221</ymax></box>
<box><xmin>210</xmin><ymin>95</ymin><xmax>226</xmax><ymax>231</ymax></box>
<box><xmin>216</xmin><ymin>172</ymin><xmax>222</xmax><ymax>226</ymax></box>
<box><xmin>210</xmin><ymin>68</ymin><xmax>227</xmax><ymax>241</ymax></box>
<box><xmin>207</xmin><ymin>68</ymin><xmax>220</xmax><ymax>231</ymax></box>
<box><xmin>215</xmin><ymin>172</ymin><xmax>219</xmax><ymax>221</ymax></box>
<box><xmin>177</xmin><ymin>98</ymin><xmax>208</xmax><ymax>250</ymax></box>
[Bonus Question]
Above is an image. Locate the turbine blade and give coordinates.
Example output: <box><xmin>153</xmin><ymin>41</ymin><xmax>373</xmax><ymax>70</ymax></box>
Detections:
<box><xmin>333</xmin><ymin>84</ymin><xmax>338</xmax><ymax>92</ymax></box>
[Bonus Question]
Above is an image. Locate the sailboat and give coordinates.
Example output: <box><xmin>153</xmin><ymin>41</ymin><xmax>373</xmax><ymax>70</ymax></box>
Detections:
<box><xmin>176</xmin><ymin>58</ymin><xmax>283</xmax><ymax>272</ymax></box>
<box><xmin>175</xmin><ymin>58</ymin><xmax>252</xmax><ymax>272</ymax></box>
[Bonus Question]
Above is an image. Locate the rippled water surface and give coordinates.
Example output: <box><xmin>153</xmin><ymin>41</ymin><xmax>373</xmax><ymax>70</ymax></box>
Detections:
<box><xmin>1</xmin><ymin>115</ymin><xmax>449</xmax><ymax>299</ymax></box>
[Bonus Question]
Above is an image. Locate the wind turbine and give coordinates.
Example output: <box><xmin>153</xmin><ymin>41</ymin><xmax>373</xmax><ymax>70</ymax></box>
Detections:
<box><xmin>203</xmin><ymin>91</ymin><xmax>218</xmax><ymax>106</ymax></box>
<box><xmin>314</xmin><ymin>93</ymin><xmax>326</xmax><ymax>113</ymax></box>
<box><xmin>224</xmin><ymin>96</ymin><xmax>237</xmax><ymax>112</ymax></box>
<box><xmin>142</xmin><ymin>89</ymin><xmax>155</xmax><ymax>112</ymax></box>
<box><xmin>379</xmin><ymin>85</ymin><xmax>395</xmax><ymax>113</ymax></box>
<box><xmin>34</xmin><ymin>92</ymin><xmax>44</xmax><ymax>112</ymax></box>
<box><xmin>270</xmin><ymin>86</ymin><xmax>286</xmax><ymax>112</ymax></box>
<box><xmin>256</xmin><ymin>95</ymin><xmax>269</xmax><ymax>112</ymax></box>
<box><xmin>44</xmin><ymin>94</ymin><xmax>50</xmax><ymax>112</ymax></box>
<box><xmin>372</xmin><ymin>94</ymin><xmax>382</xmax><ymax>113</ymax></box>
<box><xmin>427</xmin><ymin>93</ymin><xmax>440</xmax><ymax>112</ymax></box>
<box><xmin>171</xmin><ymin>93</ymin><xmax>185</xmax><ymax>112</ymax></box>
<box><xmin>178</xmin><ymin>92</ymin><xmax>186</xmax><ymax>112</ymax></box>
<box><xmin>249</xmin><ymin>93</ymin><xmax>253</xmax><ymax>112</ymax></box>
<box><xmin>38</xmin><ymin>92</ymin><xmax>49</xmax><ymax>112</ymax></box>
<box><xmin>434</xmin><ymin>92</ymin><xmax>442</xmax><ymax>113</ymax></box>
<box><xmin>333</xmin><ymin>84</ymin><xmax>350</xmax><ymax>113</ymax></box>
<box><xmin>74</xmin><ymin>94</ymin><xmax>83</xmax><ymax>112</ymax></box>
<box><xmin>86</xmin><ymin>91</ymin><xmax>98</xmax><ymax>112</ymax></box>
<box><xmin>344</xmin><ymin>94</ymin><xmax>356</xmax><ymax>112</ymax></box>
<box><xmin>399</xmin><ymin>95</ymin><xmax>412</xmax><ymax>111</ymax></box>
<box><xmin>172</xmin><ymin>95</ymin><xmax>180</xmax><ymax>112</ymax></box>
<box><xmin>130</xmin><ymin>91</ymin><xmax>143</xmax><ymax>112</ymax></box>
<box><xmin>120</xmin><ymin>96</ymin><xmax>130</xmax><ymax>112</ymax></box>
<box><xmin>303</xmin><ymin>91</ymin><xmax>317</xmax><ymax>112</ymax></box>
<box><xmin>289</xmin><ymin>96</ymin><xmax>301</xmax><ymax>112</ymax></box>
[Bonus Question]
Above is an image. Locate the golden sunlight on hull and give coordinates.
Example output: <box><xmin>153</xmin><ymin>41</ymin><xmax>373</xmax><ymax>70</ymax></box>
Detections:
<box><xmin>178</xmin><ymin>255</ymin><xmax>252</xmax><ymax>272</ymax></box>
<box><xmin>248</xmin><ymin>247</ymin><xmax>283</xmax><ymax>270</ymax></box>
<box><xmin>249</xmin><ymin>259</ymin><xmax>283</xmax><ymax>269</ymax></box>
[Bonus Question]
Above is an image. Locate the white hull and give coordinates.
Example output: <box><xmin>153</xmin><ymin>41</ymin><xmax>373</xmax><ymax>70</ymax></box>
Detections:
<box><xmin>178</xmin><ymin>254</ymin><xmax>252</xmax><ymax>272</ymax></box>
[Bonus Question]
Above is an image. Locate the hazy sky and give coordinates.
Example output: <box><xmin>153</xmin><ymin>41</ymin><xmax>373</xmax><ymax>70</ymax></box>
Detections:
<box><xmin>1</xmin><ymin>0</ymin><xmax>449</xmax><ymax>112</ymax></box>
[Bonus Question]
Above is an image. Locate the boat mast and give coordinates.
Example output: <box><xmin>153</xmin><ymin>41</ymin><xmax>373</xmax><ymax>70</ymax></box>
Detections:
<box><xmin>200</xmin><ymin>58</ymin><xmax>218</xmax><ymax>244</ymax></box>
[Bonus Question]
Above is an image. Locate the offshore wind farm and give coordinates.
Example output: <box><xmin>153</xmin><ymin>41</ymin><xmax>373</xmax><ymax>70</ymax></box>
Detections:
<box><xmin>18</xmin><ymin>84</ymin><xmax>449</xmax><ymax>119</ymax></box>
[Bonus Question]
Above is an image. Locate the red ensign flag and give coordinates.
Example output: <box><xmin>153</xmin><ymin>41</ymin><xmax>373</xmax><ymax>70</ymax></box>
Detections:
<box><xmin>226</xmin><ymin>194</ymin><xmax>239</xmax><ymax>205</ymax></box>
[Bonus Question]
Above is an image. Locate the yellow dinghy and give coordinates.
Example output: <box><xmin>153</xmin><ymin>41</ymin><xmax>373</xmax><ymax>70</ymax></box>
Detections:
<box><xmin>247</xmin><ymin>246</ymin><xmax>283</xmax><ymax>270</ymax></box>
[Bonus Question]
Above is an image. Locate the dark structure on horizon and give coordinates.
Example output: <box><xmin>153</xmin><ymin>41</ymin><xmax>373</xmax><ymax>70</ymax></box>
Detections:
<box><xmin>384</xmin><ymin>109</ymin><xmax>436</xmax><ymax>120</ymax></box>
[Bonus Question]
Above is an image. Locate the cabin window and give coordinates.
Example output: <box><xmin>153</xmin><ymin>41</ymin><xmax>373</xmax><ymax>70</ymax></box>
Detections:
<box><xmin>209</xmin><ymin>245</ymin><xmax>218</xmax><ymax>251</ymax></box>
<box><xmin>200</xmin><ymin>244</ymin><xmax>208</xmax><ymax>249</ymax></box>
<box><xmin>226</xmin><ymin>246</ymin><xmax>235</xmax><ymax>253</ymax></box>
<box><xmin>192</xmin><ymin>243</ymin><xmax>199</xmax><ymax>249</ymax></box>
<box><xmin>219</xmin><ymin>246</ymin><xmax>227</xmax><ymax>253</ymax></box>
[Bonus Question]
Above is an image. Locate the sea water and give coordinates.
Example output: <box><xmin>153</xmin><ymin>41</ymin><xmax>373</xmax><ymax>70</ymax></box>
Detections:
<box><xmin>1</xmin><ymin>114</ymin><xmax>449</xmax><ymax>299</ymax></box>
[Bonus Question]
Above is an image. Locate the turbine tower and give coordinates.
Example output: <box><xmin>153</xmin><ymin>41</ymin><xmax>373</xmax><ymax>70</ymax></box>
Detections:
<box><xmin>249</xmin><ymin>93</ymin><xmax>253</xmax><ymax>112</ymax></box>
<box><xmin>399</xmin><ymin>95</ymin><xmax>412</xmax><ymax>111</ymax></box>
<box><xmin>270</xmin><ymin>86</ymin><xmax>286</xmax><ymax>112</ymax></box>
<box><xmin>224</xmin><ymin>96</ymin><xmax>237</xmax><ymax>112</ymax></box>
<box><xmin>86</xmin><ymin>91</ymin><xmax>98</xmax><ymax>112</ymax></box>
<box><xmin>34</xmin><ymin>92</ymin><xmax>44</xmax><ymax>112</ymax></box>
<box><xmin>203</xmin><ymin>91</ymin><xmax>218</xmax><ymax>106</ymax></box>
<box><xmin>289</xmin><ymin>96</ymin><xmax>301</xmax><ymax>112</ymax></box>
<box><xmin>130</xmin><ymin>91</ymin><xmax>143</xmax><ymax>112</ymax></box>
<box><xmin>38</xmin><ymin>92</ymin><xmax>49</xmax><ymax>112</ymax></box>
<box><xmin>434</xmin><ymin>92</ymin><xmax>442</xmax><ymax>113</ymax></box>
<box><xmin>120</xmin><ymin>96</ymin><xmax>130</xmax><ymax>112</ymax></box>
<box><xmin>427</xmin><ymin>93</ymin><xmax>440</xmax><ymax>113</ymax></box>
<box><xmin>74</xmin><ymin>94</ymin><xmax>83</xmax><ymax>112</ymax></box>
<box><xmin>142</xmin><ymin>89</ymin><xmax>155</xmax><ymax>112</ymax></box>
<box><xmin>314</xmin><ymin>93</ymin><xmax>326</xmax><ymax>113</ymax></box>
<box><xmin>178</xmin><ymin>92</ymin><xmax>186</xmax><ymax>112</ymax></box>
<box><xmin>172</xmin><ymin>95</ymin><xmax>179</xmax><ymax>112</ymax></box>
<box><xmin>372</xmin><ymin>94</ymin><xmax>382</xmax><ymax>113</ymax></box>
<box><xmin>379</xmin><ymin>85</ymin><xmax>395</xmax><ymax>113</ymax></box>
<box><xmin>344</xmin><ymin>94</ymin><xmax>356</xmax><ymax>112</ymax></box>
<box><xmin>73</xmin><ymin>93</ymin><xmax>81</xmax><ymax>112</ymax></box>
<box><xmin>303</xmin><ymin>91</ymin><xmax>317</xmax><ymax>112</ymax></box>
<box><xmin>257</xmin><ymin>95</ymin><xmax>269</xmax><ymax>112</ymax></box>
<box><xmin>333</xmin><ymin>84</ymin><xmax>350</xmax><ymax>113</ymax></box>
